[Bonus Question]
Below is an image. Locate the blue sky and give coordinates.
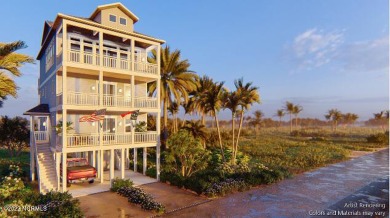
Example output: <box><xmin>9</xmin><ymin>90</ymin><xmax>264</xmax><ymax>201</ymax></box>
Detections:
<box><xmin>0</xmin><ymin>0</ymin><xmax>388</xmax><ymax>120</ymax></box>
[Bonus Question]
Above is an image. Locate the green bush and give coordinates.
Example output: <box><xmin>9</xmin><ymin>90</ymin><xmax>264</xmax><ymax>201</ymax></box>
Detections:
<box><xmin>146</xmin><ymin>167</ymin><xmax>157</xmax><ymax>179</ymax></box>
<box><xmin>366</xmin><ymin>131</ymin><xmax>389</xmax><ymax>145</ymax></box>
<box><xmin>204</xmin><ymin>178</ymin><xmax>249</xmax><ymax>197</ymax></box>
<box><xmin>35</xmin><ymin>191</ymin><xmax>83</xmax><ymax>218</ymax></box>
<box><xmin>110</xmin><ymin>178</ymin><xmax>134</xmax><ymax>192</ymax></box>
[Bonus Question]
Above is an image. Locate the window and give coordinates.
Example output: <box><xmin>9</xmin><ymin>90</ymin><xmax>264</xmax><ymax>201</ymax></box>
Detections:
<box><xmin>120</xmin><ymin>18</ymin><xmax>127</xmax><ymax>25</ymax></box>
<box><xmin>45</xmin><ymin>39</ymin><xmax>54</xmax><ymax>72</ymax></box>
<box><xmin>109</xmin><ymin>14</ymin><xmax>116</xmax><ymax>22</ymax></box>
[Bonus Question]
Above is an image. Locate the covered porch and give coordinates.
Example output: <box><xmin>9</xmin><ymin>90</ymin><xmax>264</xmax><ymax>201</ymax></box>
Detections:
<box><xmin>68</xmin><ymin>169</ymin><xmax>157</xmax><ymax>197</ymax></box>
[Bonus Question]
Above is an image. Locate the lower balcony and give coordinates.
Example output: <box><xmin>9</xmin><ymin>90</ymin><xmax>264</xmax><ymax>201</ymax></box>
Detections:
<box><xmin>56</xmin><ymin>92</ymin><xmax>158</xmax><ymax>109</ymax></box>
<box><xmin>60</xmin><ymin>131</ymin><xmax>158</xmax><ymax>148</ymax></box>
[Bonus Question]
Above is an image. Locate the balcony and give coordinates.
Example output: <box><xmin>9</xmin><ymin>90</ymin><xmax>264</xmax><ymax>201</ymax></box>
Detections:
<box><xmin>57</xmin><ymin>92</ymin><xmax>158</xmax><ymax>109</ymax></box>
<box><xmin>65</xmin><ymin>131</ymin><xmax>158</xmax><ymax>148</ymax></box>
<box><xmin>66</xmin><ymin>49</ymin><xmax>158</xmax><ymax>75</ymax></box>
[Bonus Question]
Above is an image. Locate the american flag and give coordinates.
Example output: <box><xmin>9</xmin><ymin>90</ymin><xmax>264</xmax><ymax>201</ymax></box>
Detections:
<box><xmin>79</xmin><ymin>109</ymin><xmax>106</xmax><ymax>122</ymax></box>
<box><xmin>121</xmin><ymin>110</ymin><xmax>139</xmax><ymax>120</ymax></box>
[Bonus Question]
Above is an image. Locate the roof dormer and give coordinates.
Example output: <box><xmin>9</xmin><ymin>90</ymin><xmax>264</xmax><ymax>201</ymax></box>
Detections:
<box><xmin>89</xmin><ymin>2</ymin><xmax>139</xmax><ymax>33</ymax></box>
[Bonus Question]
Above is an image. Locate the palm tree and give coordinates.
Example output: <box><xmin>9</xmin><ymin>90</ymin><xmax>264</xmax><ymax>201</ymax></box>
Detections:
<box><xmin>182</xmin><ymin>120</ymin><xmax>208</xmax><ymax>148</ymax></box>
<box><xmin>284</xmin><ymin>101</ymin><xmax>295</xmax><ymax>133</ymax></box>
<box><xmin>222</xmin><ymin>90</ymin><xmax>241</xmax><ymax>160</ymax></box>
<box><xmin>292</xmin><ymin>104</ymin><xmax>303</xmax><ymax>128</ymax></box>
<box><xmin>325</xmin><ymin>109</ymin><xmax>343</xmax><ymax>132</ymax></box>
<box><xmin>373</xmin><ymin>111</ymin><xmax>387</xmax><ymax>130</ymax></box>
<box><xmin>0</xmin><ymin>41</ymin><xmax>34</xmax><ymax>107</ymax></box>
<box><xmin>253</xmin><ymin>110</ymin><xmax>264</xmax><ymax>134</ymax></box>
<box><xmin>191</xmin><ymin>75</ymin><xmax>215</xmax><ymax>125</ymax></box>
<box><xmin>168</xmin><ymin>101</ymin><xmax>179</xmax><ymax>133</ymax></box>
<box><xmin>181</xmin><ymin>99</ymin><xmax>195</xmax><ymax>127</ymax></box>
<box><xmin>203</xmin><ymin>81</ymin><xmax>226</xmax><ymax>162</ymax></box>
<box><xmin>234</xmin><ymin>78</ymin><xmax>260</xmax><ymax>162</ymax></box>
<box><xmin>343</xmin><ymin>113</ymin><xmax>359</xmax><ymax>128</ymax></box>
<box><xmin>275</xmin><ymin>109</ymin><xmax>285</xmax><ymax>127</ymax></box>
<box><xmin>148</xmin><ymin>46</ymin><xmax>198</xmax><ymax>137</ymax></box>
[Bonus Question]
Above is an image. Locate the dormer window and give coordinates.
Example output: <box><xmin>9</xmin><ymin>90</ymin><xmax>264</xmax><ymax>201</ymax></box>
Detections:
<box><xmin>120</xmin><ymin>18</ymin><xmax>127</xmax><ymax>25</ymax></box>
<box><xmin>109</xmin><ymin>14</ymin><xmax>116</xmax><ymax>22</ymax></box>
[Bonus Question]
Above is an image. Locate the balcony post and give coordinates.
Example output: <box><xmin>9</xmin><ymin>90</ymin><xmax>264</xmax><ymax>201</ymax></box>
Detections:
<box><xmin>156</xmin><ymin>44</ymin><xmax>161</xmax><ymax>181</ymax></box>
<box><xmin>121</xmin><ymin>148</ymin><xmax>125</xmax><ymax>179</ymax></box>
<box><xmin>99</xmin><ymin>150</ymin><xmax>104</xmax><ymax>183</ymax></box>
<box><xmin>133</xmin><ymin>148</ymin><xmax>137</xmax><ymax>172</ymax></box>
<box><xmin>143</xmin><ymin>147</ymin><xmax>147</xmax><ymax>175</ymax></box>
<box><xmin>131</xmin><ymin>75</ymin><xmax>135</xmax><ymax>108</ymax></box>
<box><xmin>110</xmin><ymin>149</ymin><xmax>114</xmax><ymax>185</ymax></box>
<box><xmin>131</xmin><ymin>39</ymin><xmax>135</xmax><ymax>71</ymax></box>
<box><xmin>62</xmin><ymin>152</ymin><xmax>67</xmax><ymax>192</ymax></box>
<box><xmin>80</xmin><ymin>39</ymin><xmax>84</xmax><ymax>64</ymax></box>
<box><xmin>29</xmin><ymin>116</ymin><xmax>35</xmax><ymax>181</ymax></box>
<box><xmin>99</xmin><ymin>32</ymin><xmax>103</xmax><ymax>67</ymax></box>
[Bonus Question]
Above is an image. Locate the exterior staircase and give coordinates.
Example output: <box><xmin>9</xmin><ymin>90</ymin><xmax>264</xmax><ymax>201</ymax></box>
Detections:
<box><xmin>36</xmin><ymin>144</ymin><xmax>58</xmax><ymax>193</ymax></box>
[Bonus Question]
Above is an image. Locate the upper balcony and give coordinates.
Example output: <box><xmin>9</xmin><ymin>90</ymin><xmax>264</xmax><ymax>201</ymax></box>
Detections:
<box><xmin>56</xmin><ymin>29</ymin><xmax>159</xmax><ymax>76</ymax></box>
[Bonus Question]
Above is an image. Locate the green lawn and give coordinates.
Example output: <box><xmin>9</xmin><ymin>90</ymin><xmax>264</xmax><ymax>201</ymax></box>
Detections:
<box><xmin>0</xmin><ymin>148</ymin><xmax>30</xmax><ymax>179</ymax></box>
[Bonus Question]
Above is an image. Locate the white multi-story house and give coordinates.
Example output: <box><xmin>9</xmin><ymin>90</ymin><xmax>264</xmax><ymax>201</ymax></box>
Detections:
<box><xmin>24</xmin><ymin>3</ymin><xmax>163</xmax><ymax>193</ymax></box>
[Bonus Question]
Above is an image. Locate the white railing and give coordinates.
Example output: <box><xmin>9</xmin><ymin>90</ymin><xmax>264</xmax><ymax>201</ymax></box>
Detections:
<box><xmin>66</xmin><ymin>50</ymin><xmax>157</xmax><ymax>75</ymax></box>
<box><xmin>67</xmin><ymin>92</ymin><xmax>98</xmax><ymax>106</ymax></box>
<box><xmin>134</xmin><ymin>97</ymin><xmax>158</xmax><ymax>108</ymax></box>
<box><xmin>67</xmin><ymin>133</ymin><xmax>99</xmax><ymax>147</ymax></box>
<box><xmin>62</xmin><ymin>132</ymin><xmax>157</xmax><ymax>147</ymax></box>
<box><xmin>117</xmin><ymin>96</ymin><xmax>132</xmax><ymax>107</ymax></box>
<box><xmin>68</xmin><ymin>50</ymin><xmax>80</xmax><ymax>63</ymax></box>
<box><xmin>134</xmin><ymin>62</ymin><xmax>158</xmax><ymax>75</ymax></box>
<box><xmin>135</xmin><ymin>132</ymin><xmax>158</xmax><ymax>144</ymax></box>
<box><xmin>103</xmin><ymin>94</ymin><xmax>116</xmax><ymax>107</ymax></box>
<box><xmin>103</xmin><ymin>133</ymin><xmax>132</xmax><ymax>145</ymax></box>
<box><xmin>34</xmin><ymin>131</ymin><xmax>49</xmax><ymax>143</ymax></box>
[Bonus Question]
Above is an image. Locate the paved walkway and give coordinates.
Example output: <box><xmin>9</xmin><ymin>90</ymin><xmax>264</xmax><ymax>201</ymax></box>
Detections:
<box><xmin>164</xmin><ymin>149</ymin><xmax>389</xmax><ymax>218</ymax></box>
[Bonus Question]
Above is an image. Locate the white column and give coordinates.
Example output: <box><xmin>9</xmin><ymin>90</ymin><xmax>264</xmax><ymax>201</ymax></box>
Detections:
<box><xmin>131</xmin><ymin>39</ymin><xmax>135</xmax><ymax>71</ymax></box>
<box><xmin>131</xmin><ymin>75</ymin><xmax>135</xmax><ymax>108</ymax></box>
<box><xmin>133</xmin><ymin>148</ymin><xmax>137</xmax><ymax>172</ymax></box>
<box><xmin>56</xmin><ymin>153</ymin><xmax>60</xmax><ymax>191</ymax></box>
<box><xmin>143</xmin><ymin>147</ymin><xmax>147</xmax><ymax>175</ymax></box>
<box><xmin>62</xmin><ymin>152</ymin><xmax>67</xmax><ymax>192</ymax></box>
<box><xmin>100</xmin><ymin>150</ymin><xmax>104</xmax><ymax>183</ymax></box>
<box><xmin>110</xmin><ymin>149</ymin><xmax>114</xmax><ymax>184</ymax></box>
<box><xmin>156</xmin><ymin>44</ymin><xmax>161</xmax><ymax>181</ymax></box>
<box><xmin>92</xmin><ymin>150</ymin><xmax>96</xmax><ymax>168</ymax></box>
<box><xmin>121</xmin><ymin>148</ymin><xmax>125</xmax><ymax>179</ymax></box>
<box><xmin>30</xmin><ymin>116</ymin><xmax>35</xmax><ymax>181</ymax></box>
<box><xmin>125</xmin><ymin>148</ymin><xmax>129</xmax><ymax>169</ymax></box>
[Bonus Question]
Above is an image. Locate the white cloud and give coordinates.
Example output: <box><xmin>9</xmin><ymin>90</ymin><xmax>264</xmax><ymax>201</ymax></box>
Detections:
<box><xmin>289</xmin><ymin>28</ymin><xmax>344</xmax><ymax>71</ymax></box>
<box><xmin>286</xmin><ymin>29</ymin><xmax>389</xmax><ymax>75</ymax></box>
<box><xmin>337</xmin><ymin>37</ymin><xmax>389</xmax><ymax>74</ymax></box>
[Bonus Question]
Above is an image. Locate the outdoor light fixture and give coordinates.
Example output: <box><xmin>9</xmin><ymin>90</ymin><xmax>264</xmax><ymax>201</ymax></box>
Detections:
<box><xmin>43</xmin><ymin>122</ymin><xmax>46</xmax><ymax>127</ymax></box>
<box><xmin>91</xmin><ymin>85</ymin><xmax>96</xmax><ymax>91</ymax></box>
<box><xmin>118</xmin><ymin>121</ymin><xmax>122</xmax><ymax>126</ymax></box>
<box><xmin>118</xmin><ymin>88</ymin><xmax>123</xmax><ymax>93</ymax></box>
<box><xmin>91</xmin><ymin>122</ymin><xmax>95</xmax><ymax>126</ymax></box>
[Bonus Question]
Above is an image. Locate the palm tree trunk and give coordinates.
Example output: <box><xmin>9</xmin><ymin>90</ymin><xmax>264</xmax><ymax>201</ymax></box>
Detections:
<box><xmin>181</xmin><ymin>114</ymin><xmax>186</xmax><ymax>127</ymax></box>
<box><xmin>163</xmin><ymin>96</ymin><xmax>169</xmax><ymax>147</ymax></box>
<box><xmin>232</xmin><ymin>113</ymin><xmax>235</xmax><ymax>164</ymax></box>
<box><xmin>295</xmin><ymin>115</ymin><xmax>298</xmax><ymax>129</ymax></box>
<box><xmin>279</xmin><ymin>117</ymin><xmax>282</xmax><ymax>128</ymax></box>
<box><xmin>214</xmin><ymin>110</ymin><xmax>225</xmax><ymax>163</ymax></box>
<box><xmin>289</xmin><ymin>113</ymin><xmax>292</xmax><ymax>133</ymax></box>
<box><xmin>234</xmin><ymin>111</ymin><xmax>244</xmax><ymax>161</ymax></box>
<box><xmin>201</xmin><ymin>113</ymin><xmax>205</xmax><ymax>125</ymax></box>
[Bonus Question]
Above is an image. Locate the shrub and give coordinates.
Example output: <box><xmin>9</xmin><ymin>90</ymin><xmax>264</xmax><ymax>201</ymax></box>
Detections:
<box><xmin>146</xmin><ymin>167</ymin><xmax>157</xmax><ymax>179</ymax></box>
<box><xmin>164</xmin><ymin>130</ymin><xmax>210</xmax><ymax>177</ymax></box>
<box><xmin>117</xmin><ymin>187</ymin><xmax>165</xmax><ymax>213</ymax></box>
<box><xmin>160</xmin><ymin>171</ymin><xmax>185</xmax><ymax>188</ymax></box>
<box><xmin>34</xmin><ymin>191</ymin><xmax>83</xmax><ymax>218</ymax></box>
<box><xmin>110</xmin><ymin>178</ymin><xmax>134</xmax><ymax>192</ymax></box>
<box><xmin>366</xmin><ymin>132</ymin><xmax>389</xmax><ymax>145</ymax></box>
<box><xmin>204</xmin><ymin>178</ymin><xmax>249</xmax><ymax>198</ymax></box>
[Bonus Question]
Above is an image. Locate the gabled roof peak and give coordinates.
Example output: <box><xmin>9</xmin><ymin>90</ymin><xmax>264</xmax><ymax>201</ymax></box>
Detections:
<box><xmin>90</xmin><ymin>2</ymin><xmax>139</xmax><ymax>23</ymax></box>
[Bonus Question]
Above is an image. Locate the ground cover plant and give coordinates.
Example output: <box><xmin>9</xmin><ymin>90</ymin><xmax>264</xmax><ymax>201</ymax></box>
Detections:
<box><xmin>111</xmin><ymin>178</ymin><xmax>165</xmax><ymax>213</ymax></box>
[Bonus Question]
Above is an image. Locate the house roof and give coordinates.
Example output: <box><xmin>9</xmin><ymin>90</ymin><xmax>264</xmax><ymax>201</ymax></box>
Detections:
<box><xmin>23</xmin><ymin>104</ymin><xmax>50</xmax><ymax>115</ymax></box>
<box><xmin>90</xmin><ymin>2</ymin><xmax>139</xmax><ymax>23</ymax></box>
<box><xmin>37</xmin><ymin>13</ymin><xmax>165</xmax><ymax>59</ymax></box>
